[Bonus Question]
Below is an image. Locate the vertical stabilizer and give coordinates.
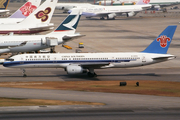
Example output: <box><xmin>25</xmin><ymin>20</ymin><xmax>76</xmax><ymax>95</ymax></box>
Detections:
<box><xmin>10</xmin><ymin>0</ymin><xmax>41</xmax><ymax>18</ymax></box>
<box><xmin>0</xmin><ymin>0</ymin><xmax>10</xmax><ymax>10</ymax></box>
<box><xmin>136</xmin><ymin>0</ymin><xmax>150</xmax><ymax>5</ymax></box>
<box><xmin>142</xmin><ymin>25</ymin><xmax>177</xmax><ymax>54</ymax></box>
<box><xmin>48</xmin><ymin>8</ymin><xmax>82</xmax><ymax>35</ymax></box>
<box><xmin>19</xmin><ymin>0</ymin><xmax>57</xmax><ymax>25</ymax></box>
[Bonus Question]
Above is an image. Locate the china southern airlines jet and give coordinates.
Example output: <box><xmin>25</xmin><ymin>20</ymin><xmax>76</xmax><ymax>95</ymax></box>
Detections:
<box><xmin>1</xmin><ymin>26</ymin><xmax>177</xmax><ymax>77</ymax></box>
<box><xmin>0</xmin><ymin>0</ymin><xmax>41</xmax><ymax>24</ymax></box>
<box><xmin>0</xmin><ymin>0</ymin><xmax>10</xmax><ymax>15</ymax></box>
<box><xmin>0</xmin><ymin>9</ymin><xmax>83</xmax><ymax>54</ymax></box>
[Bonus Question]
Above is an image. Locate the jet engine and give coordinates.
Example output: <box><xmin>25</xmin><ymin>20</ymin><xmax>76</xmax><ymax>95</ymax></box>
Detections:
<box><xmin>107</xmin><ymin>13</ymin><xmax>116</xmax><ymax>20</ymax></box>
<box><xmin>66</xmin><ymin>65</ymin><xmax>87</xmax><ymax>74</ymax></box>
<box><xmin>153</xmin><ymin>5</ymin><xmax>161</xmax><ymax>10</ymax></box>
<box><xmin>126</xmin><ymin>11</ymin><xmax>137</xmax><ymax>17</ymax></box>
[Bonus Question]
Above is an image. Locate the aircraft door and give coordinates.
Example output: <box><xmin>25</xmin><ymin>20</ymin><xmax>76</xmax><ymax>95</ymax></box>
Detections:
<box><xmin>111</xmin><ymin>57</ymin><xmax>115</xmax><ymax>63</ymax></box>
<box><xmin>53</xmin><ymin>57</ymin><xmax>57</xmax><ymax>63</ymax></box>
<box><xmin>142</xmin><ymin>56</ymin><xmax>146</xmax><ymax>63</ymax></box>
<box><xmin>20</xmin><ymin>57</ymin><xmax>24</xmax><ymax>64</ymax></box>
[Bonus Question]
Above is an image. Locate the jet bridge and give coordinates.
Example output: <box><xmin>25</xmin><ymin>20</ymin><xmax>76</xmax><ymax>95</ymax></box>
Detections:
<box><xmin>41</xmin><ymin>37</ymin><xmax>58</xmax><ymax>47</ymax></box>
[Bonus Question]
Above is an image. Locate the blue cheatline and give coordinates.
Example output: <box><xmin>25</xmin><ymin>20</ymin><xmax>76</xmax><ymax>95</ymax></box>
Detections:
<box><xmin>142</xmin><ymin>25</ymin><xmax>177</xmax><ymax>54</ymax></box>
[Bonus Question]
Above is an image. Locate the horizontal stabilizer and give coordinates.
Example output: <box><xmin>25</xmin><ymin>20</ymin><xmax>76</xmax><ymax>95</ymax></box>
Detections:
<box><xmin>29</xmin><ymin>24</ymin><xmax>54</xmax><ymax>31</ymax></box>
<box><xmin>152</xmin><ymin>56</ymin><xmax>176</xmax><ymax>61</ymax></box>
<box><xmin>63</xmin><ymin>34</ymin><xmax>85</xmax><ymax>42</ymax></box>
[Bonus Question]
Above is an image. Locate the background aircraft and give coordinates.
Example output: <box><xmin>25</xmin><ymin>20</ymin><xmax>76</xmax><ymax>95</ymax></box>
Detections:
<box><xmin>0</xmin><ymin>0</ymin><xmax>10</xmax><ymax>15</ymax></box>
<box><xmin>0</xmin><ymin>0</ymin><xmax>41</xmax><ymax>24</ymax></box>
<box><xmin>1</xmin><ymin>26</ymin><xmax>177</xmax><ymax>77</ymax></box>
<box><xmin>0</xmin><ymin>9</ymin><xmax>83</xmax><ymax>54</ymax></box>
<box><xmin>96</xmin><ymin>0</ymin><xmax>180</xmax><ymax>10</ymax></box>
<box><xmin>68</xmin><ymin>0</ymin><xmax>151</xmax><ymax>20</ymax></box>
<box><xmin>56</xmin><ymin>3</ymin><xmax>92</xmax><ymax>13</ymax></box>
<box><xmin>0</xmin><ymin>0</ymin><xmax>56</xmax><ymax>34</ymax></box>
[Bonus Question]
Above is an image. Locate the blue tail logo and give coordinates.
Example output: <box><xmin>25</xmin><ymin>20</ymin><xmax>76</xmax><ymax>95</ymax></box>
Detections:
<box><xmin>55</xmin><ymin>14</ymin><xmax>81</xmax><ymax>32</ymax></box>
<box><xmin>157</xmin><ymin>35</ymin><xmax>171</xmax><ymax>48</ymax></box>
<box><xmin>142</xmin><ymin>25</ymin><xmax>177</xmax><ymax>54</ymax></box>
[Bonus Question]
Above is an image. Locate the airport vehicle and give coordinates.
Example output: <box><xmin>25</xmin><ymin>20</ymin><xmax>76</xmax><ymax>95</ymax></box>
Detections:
<box><xmin>0</xmin><ymin>0</ymin><xmax>41</xmax><ymax>24</ymax></box>
<box><xmin>68</xmin><ymin>0</ymin><xmax>151</xmax><ymax>20</ymax></box>
<box><xmin>0</xmin><ymin>9</ymin><xmax>83</xmax><ymax>54</ymax></box>
<box><xmin>96</xmin><ymin>0</ymin><xmax>180</xmax><ymax>10</ymax></box>
<box><xmin>56</xmin><ymin>3</ymin><xmax>92</xmax><ymax>13</ymax></box>
<box><xmin>0</xmin><ymin>0</ymin><xmax>56</xmax><ymax>34</ymax></box>
<box><xmin>1</xmin><ymin>25</ymin><xmax>176</xmax><ymax>77</ymax></box>
<box><xmin>0</xmin><ymin>0</ymin><xmax>10</xmax><ymax>15</ymax></box>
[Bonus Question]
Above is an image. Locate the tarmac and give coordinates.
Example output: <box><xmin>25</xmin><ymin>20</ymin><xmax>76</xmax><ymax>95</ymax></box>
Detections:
<box><xmin>0</xmin><ymin>2</ymin><xmax>180</xmax><ymax>117</ymax></box>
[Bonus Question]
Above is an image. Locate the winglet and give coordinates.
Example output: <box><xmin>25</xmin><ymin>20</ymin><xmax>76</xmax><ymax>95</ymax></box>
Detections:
<box><xmin>9</xmin><ymin>0</ymin><xmax>41</xmax><ymax>18</ymax></box>
<box><xmin>136</xmin><ymin>0</ymin><xmax>150</xmax><ymax>5</ymax></box>
<box><xmin>142</xmin><ymin>25</ymin><xmax>177</xmax><ymax>54</ymax></box>
<box><xmin>49</xmin><ymin>8</ymin><xmax>82</xmax><ymax>34</ymax></box>
<box><xmin>0</xmin><ymin>0</ymin><xmax>10</xmax><ymax>10</ymax></box>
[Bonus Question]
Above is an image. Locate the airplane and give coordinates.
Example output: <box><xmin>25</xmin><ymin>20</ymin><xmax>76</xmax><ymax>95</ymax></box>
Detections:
<box><xmin>0</xmin><ymin>0</ymin><xmax>41</xmax><ymax>24</ymax></box>
<box><xmin>0</xmin><ymin>0</ymin><xmax>56</xmax><ymax>34</ymax></box>
<box><xmin>0</xmin><ymin>9</ymin><xmax>83</xmax><ymax>54</ymax></box>
<box><xmin>1</xmin><ymin>25</ymin><xmax>177</xmax><ymax>77</ymax></box>
<box><xmin>0</xmin><ymin>0</ymin><xmax>10</xmax><ymax>15</ymax></box>
<box><xmin>96</xmin><ymin>0</ymin><xmax>180</xmax><ymax>10</ymax></box>
<box><xmin>68</xmin><ymin>0</ymin><xmax>152</xmax><ymax>20</ymax></box>
<box><xmin>56</xmin><ymin>3</ymin><xmax>92</xmax><ymax>13</ymax></box>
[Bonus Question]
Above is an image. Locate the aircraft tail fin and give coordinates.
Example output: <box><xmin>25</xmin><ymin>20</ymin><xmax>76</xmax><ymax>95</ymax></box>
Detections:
<box><xmin>19</xmin><ymin>0</ymin><xmax>57</xmax><ymax>25</ymax></box>
<box><xmin>136</xmin><ymin>0</ymin><xmax>150</xmax><ymax>5</ymax></box>
<box><xmin>48</xmin><ymin>8</ymin><xmax>82</xmax><ymax>35</ymax></box>
<box><xmin>9</xmin><ymin>0</ymin><xmax>41</xmax><ymax>18</ymax></box>
<box><xmin>142</xmin><ymin>25</ymin><xmax>177</xmax><ymax>54</ymax></box>
<box><xmin>0</xmin><ymin>0</ymin><xmax>10</xmax><ymax>10</ymax></box>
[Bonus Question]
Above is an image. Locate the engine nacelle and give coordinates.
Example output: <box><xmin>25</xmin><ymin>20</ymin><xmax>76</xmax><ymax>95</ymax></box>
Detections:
<box><xmin>126</xmin><ymin>11</ymin><xmax>137</xmax><ymax>17</ymax></box>
<box><xmin>66</xmin><ymin>65</ymin><xmax>86</xmax><ymax>74</ymax></box>
<box><xmin>107</xmin><ymin>13</ymin><xmax>116</xmax><ymax>19</ymax></box>
<box><xmin>154</xmin><ymin>5</ymin><xmax>160</xmax><ymax>9</ymax></box>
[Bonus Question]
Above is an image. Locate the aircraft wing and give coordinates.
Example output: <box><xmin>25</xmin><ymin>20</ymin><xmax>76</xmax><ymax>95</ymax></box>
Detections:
<box><xmin>0</xmin><ymin>10</ymin><xmax>10</xmax><ymax>15</ymax></box>
<box><xmin>154</xmin><ymin>3</ymin><xmax>179</xmax><ymax>8</ymax></box>
<box><xmin>0</xmin><ymin>41</ymin><xmax>27</xmax><ymax>49</ymax></box>
<box><xmin>62</xmin><ymin>33</ymin><xmax>85</xmax><ymax>42</ymax></box>
<box><xmin>71</xmin><ymin>62</ymin><xmax>110</xmax><ymax>69</ymax></box>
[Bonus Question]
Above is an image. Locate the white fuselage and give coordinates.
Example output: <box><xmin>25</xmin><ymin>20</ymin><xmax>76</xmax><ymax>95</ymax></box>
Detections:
<box><xmin>3</xmin><ymin>52</ymin><xmax>175</xmax><ymax>69</ymax></box>
<box><xmin>74</xmin><ymin>4</ymin><xmax>151</xmax><ymax>17</ymax></box>
<box><xmin>0</xmin><ymin>33</ymin><xmax>64</xmax><ymax>53</ymax></box>
<box><xmin>56</xmin><ymin>3</ymin><xmax>92</xmax><ymax>12</ymax></box>
<box><xmin>112</xmin><ymin>0</ymin><xmax>180</xmax><ymax>5</ymax></box>
<box><xmin>0</xmin><ymin>18</ymin><xmax>24</xmax><ymax>24</ymax></box>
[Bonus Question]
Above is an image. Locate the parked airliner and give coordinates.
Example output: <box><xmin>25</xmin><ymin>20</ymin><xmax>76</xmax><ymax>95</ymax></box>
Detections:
<box><xmin>0</xmin><ymin>9</ymin><xmax>83</xmax><ymax>54</ymax></box>
<box><xmin>0</xmin><ymin>0</ymin><xmax>41</xmax><ymax>24</ymax></box>
<box><xmin>1</xmin><ymin>26</ymin><xmax>177</xmax><ymax>77</ymax></box>
<box><xmin>112</xmin><ymin>0</ymin><xmax>180</xmax><ymax>10</ymax></box>
<box><xmin>68</xmin><ymin>0</ymin><xmax>151</xmax><ymax>20</ymax></box>
<box><xmin>0</xmin><ymin>0</ymin><xmax>56</xmax><ymax>34</ymax></box>
<box><xmin>0</xmin><ymin>0</ymin><xmax>10</xmax><ymax>15</ymax></box>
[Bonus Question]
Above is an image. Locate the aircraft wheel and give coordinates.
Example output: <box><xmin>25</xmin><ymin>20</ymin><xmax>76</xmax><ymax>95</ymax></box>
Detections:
<box><xmin>23</xmin><ymin>74</ymin><xmax>27</xmax><ymax>77</ymax></box>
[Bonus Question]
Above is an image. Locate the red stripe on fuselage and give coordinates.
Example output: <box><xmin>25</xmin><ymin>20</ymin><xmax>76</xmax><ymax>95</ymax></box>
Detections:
<box><xmin>0</xmin><ymin>30</ymin><xmax>48</xmax><ymax>34</ymax></box>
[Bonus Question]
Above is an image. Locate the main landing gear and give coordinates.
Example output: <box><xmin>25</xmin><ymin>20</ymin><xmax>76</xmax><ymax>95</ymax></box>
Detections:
<box><xmin>21</xmin><ymin>69</ymin><xmax>27</xmax><ymax>77</ymax></box>
<box><xmin>87</xmin><ymin>68</ymin><xmax>97</xmax><ymax>77</ymax></box>
<box><xmin>50</xmin><ymin>46</ymin><xmax>55</xmax><ymax>53</ymax></box>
